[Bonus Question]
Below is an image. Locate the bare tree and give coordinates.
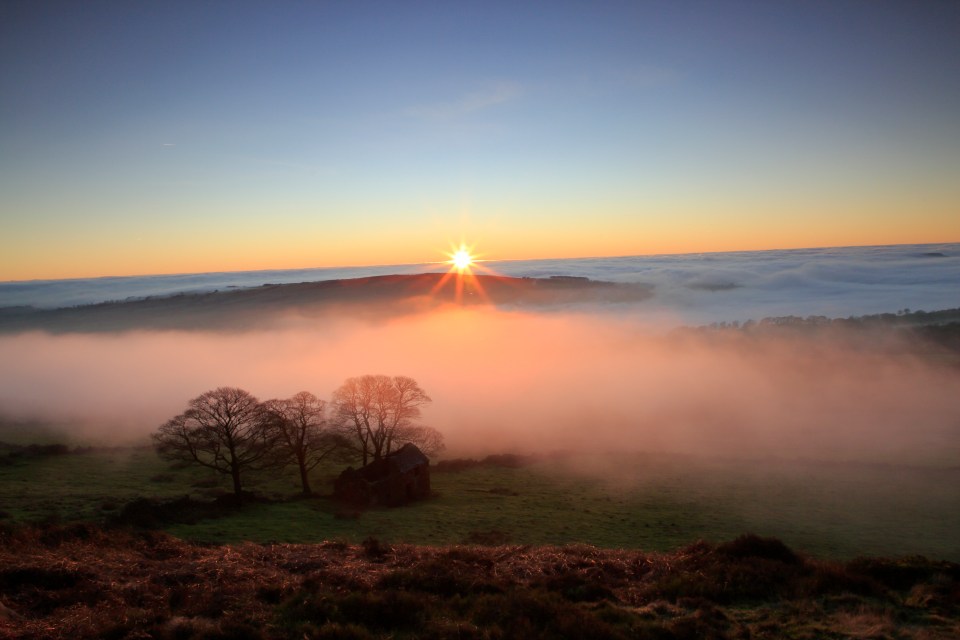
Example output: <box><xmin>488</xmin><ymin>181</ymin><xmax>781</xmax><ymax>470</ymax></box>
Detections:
<box><xmin>331</xmin><ymin>374</ymin><xmax>443</xmax><ymax>465</ymax></box>
<box><xmin>153</xmin><ymin>387</ymin><xmax>279</xmax><ymax>497</ymax></box>
<box><xmin>261</xmin><ymin>391</ymin><xmax>350</xmax><ymax>495</ymax></box>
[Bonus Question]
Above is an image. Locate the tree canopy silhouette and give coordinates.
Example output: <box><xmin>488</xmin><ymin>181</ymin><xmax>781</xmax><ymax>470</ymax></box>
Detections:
<box><xmin>260</xmin><ymin>391</ymin><xmax>351</xmax><ymax>495</ymax></box>
<box><xmin>153</xmin><ymin>387</ymin><xmax>280</xmax><ymax>496</ymax></box>
<box><xmin>331</xmin><ymin>374</ymin><xmax>443</xmax><ymax>465</ymax></box>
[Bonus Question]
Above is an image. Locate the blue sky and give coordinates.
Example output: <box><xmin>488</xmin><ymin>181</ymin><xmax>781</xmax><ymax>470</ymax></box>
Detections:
<box><xmin>1</xmin><ymin>1</ymin><xmax>958</xmax><ymax>279</ymax></box>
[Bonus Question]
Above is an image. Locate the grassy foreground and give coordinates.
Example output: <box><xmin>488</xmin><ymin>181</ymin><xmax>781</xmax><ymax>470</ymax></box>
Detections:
<box><xmin>1</xmin><ymin>524</ymin><xmax>958</xmax><ymax>639</ymax></box>
<box><xmin>1</xmin><ymin>445</ymin><xmax>959</xmax><ymax>561</ymax></box>
<box><xmin>2</xmin><ymin>445</ymin><xmax>959</xmax><ymax>637</ymax></box>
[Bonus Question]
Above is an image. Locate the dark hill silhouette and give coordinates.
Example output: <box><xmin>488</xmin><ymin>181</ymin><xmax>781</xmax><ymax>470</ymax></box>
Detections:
<box><xmin>0</xmin><ymin>273</ymin><xmax>653</xmax><ymax>333</ymax></box>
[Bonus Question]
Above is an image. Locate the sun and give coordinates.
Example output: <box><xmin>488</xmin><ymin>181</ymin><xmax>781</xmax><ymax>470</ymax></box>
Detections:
<box><xmin>452</xmin><ymin>248</ymin><xmax>473</xmax><ymax>271</ymax></box>
<box><xmin>434</xmin><ymin>241</ymin><xmax>494</xmax><ymax>303</ymax></box>
<box><xmin>446</xmin><ymin>243</ymin><xmax>476</xmax><ymax>273</ymax></box>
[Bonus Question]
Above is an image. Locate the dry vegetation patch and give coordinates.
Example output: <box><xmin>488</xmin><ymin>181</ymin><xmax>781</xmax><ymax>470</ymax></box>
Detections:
<box><xmin>0</xmin><ymin>527</ymin><xmax>957</xmax><ymax>639</ymax></box>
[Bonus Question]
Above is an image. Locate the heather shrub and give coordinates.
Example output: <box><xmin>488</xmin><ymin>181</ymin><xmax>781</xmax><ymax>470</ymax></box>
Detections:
<box><xmin>472</xmin><ymin>589</ymin><xmax>629</xmax><ymax>640</ymax></box>
<box><xmin>846</xmin><ymin>556</ymin><xmax>954</xmax><ymax>591</ymax></box>
<box><xmin>536</xmin><ymin>572</ymin><xmax>618</xmax><ymax>603</ymax></box>
<box><xmin>360</xmin><ymin>536</ymin><xmax>390</xmax><ymax>559</ymax></box>
<box><xmin>380</xmin><ymin>558</ymin><xmax>502</xmax><ymax>596</ymax></box>
<box><xmin>644</xmin><ymin>542</ymin><xmax>808</xmax><ymax>604</ymax></box>
<box><xmin>717</xmin><ymin>534</ymin><xmax>800</xmax><ymax>564</ymax></box>
<box><xmin>338</xmin><ymin>591</ymin><xmax>426</xmax><ymax>630</ymax></box>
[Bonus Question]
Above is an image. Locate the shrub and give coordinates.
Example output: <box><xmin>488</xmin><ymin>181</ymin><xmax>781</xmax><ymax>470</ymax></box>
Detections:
<box><xmin>361</xmin><ymin>536</ymin><xmax>390</xmax><ymax>559</ymax></box>
<box><xmin>643</xmin><ymin>542</ymin><xmax>807</xmax><ymax>604</ymax></box>
<box><xmin>339</xmin><ymin>591</ymin><xmax>426</xmax><ymax>630</ymax></box>
<box><xmin>381</xmin><ymin>561</ymin><xmax>473</xmax><ymax>596</ymax></box>
<box><xmin>536</xmin><ymin>573</ymin><xmax>618</xmax><ymax>603</ymax></box>
<box><xmin>845</xmin><ymin>556</ymin><xmax>948</xmax><ymax>591</ymax></box>
<box><xmin>717</xmin><ymin>534</ymin><xmax>800</xmax><ymax>564</ymax></box>
<box><xmin>255</xmin><ymin>585</ymin><xmax>284</xmax><ymax>604</ymax></box>
<box><xmin>802</xmin><ymin>562</ymin><xmax>886</xmax><ymax>599</ymax></box>
<box><xmin>472</xmin><ymin>590</ymin><xmax>629</xmax><ymax>640</ymax></box>
<box><xmin>0</xmin><ymin>566</ymin><xmax>90</xmax><ymax>590</ymax></box>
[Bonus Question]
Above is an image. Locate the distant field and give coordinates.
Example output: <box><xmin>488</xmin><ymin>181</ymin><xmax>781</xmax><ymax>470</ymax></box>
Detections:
<box><xmin>1</xmin><ymin>446</ymin><xmax>957</xmax><ymax>561</ymax></box>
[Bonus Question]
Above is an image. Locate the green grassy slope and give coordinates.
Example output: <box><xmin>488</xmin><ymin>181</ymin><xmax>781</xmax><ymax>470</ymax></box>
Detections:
<box><xmin>2</xmin><ymin>448</ymin><xmax>957</xmax><ymax>560</ymax></box>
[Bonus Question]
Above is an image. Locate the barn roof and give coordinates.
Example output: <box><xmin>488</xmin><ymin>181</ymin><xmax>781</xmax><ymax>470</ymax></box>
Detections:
<box><xmin>385</xmin><ymin>443</ymin><xmax>429</xmax><ymax>473</ymax></box>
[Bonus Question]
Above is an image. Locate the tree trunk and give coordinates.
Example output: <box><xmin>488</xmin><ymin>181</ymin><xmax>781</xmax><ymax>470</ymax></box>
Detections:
<box><xmin>299</xmin><ymin>461</ymin><xmax>312</xmax><ymax>495</ymax></box>
<box><xmin>231</xmin><ymin>466</ymin><xmax>242</xmax><ymax>496</ymax></box>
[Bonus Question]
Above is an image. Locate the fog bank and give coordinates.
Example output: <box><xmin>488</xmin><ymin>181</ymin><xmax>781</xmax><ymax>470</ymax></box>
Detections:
<box><xmin>1</xmin><ymin>307</ymin><xmax>957</xmax><ymax>466</ymax></box>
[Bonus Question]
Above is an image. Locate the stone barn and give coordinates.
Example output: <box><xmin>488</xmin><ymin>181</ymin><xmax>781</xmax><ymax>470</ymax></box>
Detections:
<box><xmin>334</xmin><ymin>443</ymin><xmax>431</xmax><ymax>507</ymax></box>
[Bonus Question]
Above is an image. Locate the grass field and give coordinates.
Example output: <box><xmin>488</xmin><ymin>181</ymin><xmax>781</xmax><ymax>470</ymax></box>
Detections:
<box><xmin>2</xmin><ymin>445</ymin><xmax>958</xmax><ymax>561</ymax></box>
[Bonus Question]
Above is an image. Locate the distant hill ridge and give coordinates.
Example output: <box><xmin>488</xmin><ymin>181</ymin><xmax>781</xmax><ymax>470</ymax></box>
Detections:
<box><xmin>0</xmin><ymin>273</ymin><xmax>653</xmax><ymax>333</ymax></box>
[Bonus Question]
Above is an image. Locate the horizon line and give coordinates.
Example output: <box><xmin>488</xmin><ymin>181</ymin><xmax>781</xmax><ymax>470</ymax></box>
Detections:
<box><xmin>2</xmin><ymin>240</ymin><xmax>957</xmax><ymax>285</ymax></box>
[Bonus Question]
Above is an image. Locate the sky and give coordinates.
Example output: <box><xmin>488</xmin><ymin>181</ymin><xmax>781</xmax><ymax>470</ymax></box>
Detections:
<box><xmin>1</xmin><ymin>1</ymin><xmax>959</xmax><ymax>281</ymax></box>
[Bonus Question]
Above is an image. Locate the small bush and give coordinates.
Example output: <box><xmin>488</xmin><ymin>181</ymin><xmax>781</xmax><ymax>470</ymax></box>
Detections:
<box><xmin>643</xmin><ymin>541</ymin><xmax>808</xmax><ymax>604</ymax></box>
<box><xmin>717</xmin><ymin>534</ymin><xmax>800</xmax><ymax>564</ymax></box>
<box><xmin>36</xmin><ymin>522</ymin><xmax>97</xmax><ymax>546</ymax></box>
<box><xmin>339</xmin><ymin>591</ymin><xmax>426</xmax><ymax>630</ymax></box>
<box><xmin>255</xmin><ymin>585</ymin><xmax>284</xmax><ymax>604</ymax></box>
<box><xmin>472</xmin><ymin>589</ymin><xmax>628</xmax><ymax>640</ymax></box>
<box><xmin>361</xmin><ymin>537</ymin><xmax>390</xmax><ymax>559</ymax></box>
<box><xmin>803</xmin><ymin>562</ymin><xmax>885</xmax><ymax>599</ymax></box>
<box><xmin>537</xmin><ymin>573</ymin><xmax>618</xmax><ymax>603</ymax></box>
<box><xmin>380</xmin><ymin>559</ymin><xmax>501</xmax><ymax>596</ymax></box>
<box><xmin>846</xmin><ymin>556</ymin><xmax>945</xmax><ymax>591</ymax></box>
<box><xmin>0</xmin><ymin>566</ymin><xmax>89</xmax><ymax>590</ymax></box>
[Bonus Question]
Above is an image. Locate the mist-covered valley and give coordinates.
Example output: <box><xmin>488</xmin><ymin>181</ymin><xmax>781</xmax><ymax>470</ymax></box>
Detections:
<box><xmin>1</xmin><ymin>279</ymin><xmax>958</xmax><ymax>469</ymax></box>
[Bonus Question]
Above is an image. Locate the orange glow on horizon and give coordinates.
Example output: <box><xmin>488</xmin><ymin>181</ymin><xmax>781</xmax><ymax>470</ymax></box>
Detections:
<box><xmin>429</xmin><ymin>241</ymin><xmax>497</xmax><ymax>304</ymax></box>
<box><xmin>2</xmin><ymin>217</ymin><xmax>958</xmax><ymax>282</ymax></box>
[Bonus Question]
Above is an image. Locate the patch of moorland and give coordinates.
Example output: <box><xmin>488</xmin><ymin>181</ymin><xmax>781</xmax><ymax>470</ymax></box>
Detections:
<box><xmin>0</xmin><ymin>525</ymin><xmax>957</xmax><ymax>639</ymax></box>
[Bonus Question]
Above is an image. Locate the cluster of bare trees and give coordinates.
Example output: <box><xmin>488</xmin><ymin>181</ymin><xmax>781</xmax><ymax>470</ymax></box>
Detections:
<box><xmin>152</xmin><ymin>375</ymin><xmax>441</xmax><ymax>496</ymax></box>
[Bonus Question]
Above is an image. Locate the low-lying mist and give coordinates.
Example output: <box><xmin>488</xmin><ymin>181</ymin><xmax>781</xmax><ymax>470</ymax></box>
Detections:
<box><xmin>1</xmin><ymin>306</ymin><xmax>958</xmax><ymax>467</ymax></box>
